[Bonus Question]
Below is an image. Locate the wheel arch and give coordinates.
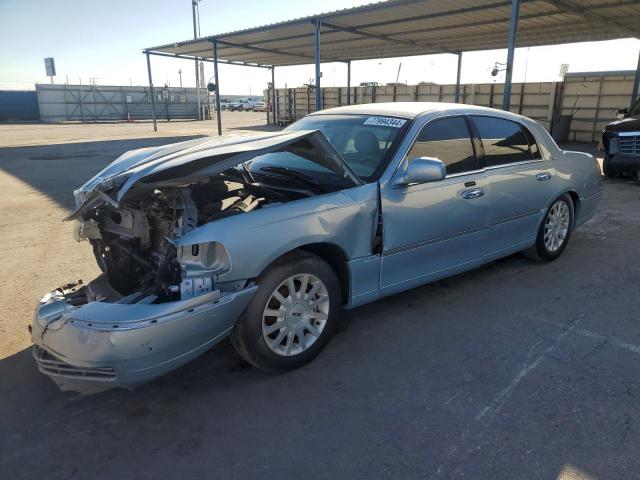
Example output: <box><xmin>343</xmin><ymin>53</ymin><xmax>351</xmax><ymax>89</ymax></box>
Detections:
<box><xmin>257</xmin><ymin>242</ymin><xmax>351</xmax><ymax>306</ymax></box>
<box><xmin>566</xmin><ymin>190</ymin><xmax>580</xmax><ymax>221</ymax></box>
<box><xmin>298</xmin><ymin>243</ymin><xmax>350</xmax><ymax>305</ymax></box>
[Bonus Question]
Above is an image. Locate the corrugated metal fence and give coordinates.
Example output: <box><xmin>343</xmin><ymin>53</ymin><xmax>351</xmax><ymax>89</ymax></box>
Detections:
<box><xmin>0</xmin><ymin>90</ymin><xmax>40</xmax><ymax>121</ymax></box>
<box><xmin>560</xmin><ymin>71</ymin><xmax>638</xmax><ymax>142</ymax></box>
<box><xmin>36</xmin><ymin>84</ymin><xmax>208</xmax><ymax>123</ymax></box>
<box><xmin>268</xmin><ymin>71</ymin><xmax>638</xmax><ymax>143</ymax></box>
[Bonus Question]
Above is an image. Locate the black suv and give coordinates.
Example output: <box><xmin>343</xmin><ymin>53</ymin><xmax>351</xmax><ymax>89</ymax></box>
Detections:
<box><xmin>600</xmin><ymin>97</ymin><xmax>640</xmax><ymax>180</ymax></box>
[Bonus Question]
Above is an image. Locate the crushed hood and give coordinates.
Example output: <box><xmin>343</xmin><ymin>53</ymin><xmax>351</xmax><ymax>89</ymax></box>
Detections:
<box><xmin>67</xmin><ymin>130</ymin><xmax>360</xmax><ymax>220</ymax></box>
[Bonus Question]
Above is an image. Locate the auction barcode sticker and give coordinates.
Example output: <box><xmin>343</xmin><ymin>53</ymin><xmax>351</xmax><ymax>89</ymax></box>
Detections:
<box><xmin>363</xmin><ymin>117</ymin><xmax>407</xmax><ymax>128</ymax></box>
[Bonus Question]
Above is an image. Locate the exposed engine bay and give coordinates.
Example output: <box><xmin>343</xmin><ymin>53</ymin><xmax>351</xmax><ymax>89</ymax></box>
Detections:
<box><xmin>74</xmin><ymin>170</ymin><xmax>308</xmax><ymax>303</ymax></box>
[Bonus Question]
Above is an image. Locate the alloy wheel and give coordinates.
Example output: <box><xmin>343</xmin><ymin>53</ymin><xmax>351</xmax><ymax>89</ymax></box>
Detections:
<box><xmin>544</xmin><ymin>200</ymin><xmax>570</xmax><ymax>252</ymax></box>
<box><xmin>261</xmin><ymin>273</ymin><xmax>329</xmax><ymax>356</ymax></box>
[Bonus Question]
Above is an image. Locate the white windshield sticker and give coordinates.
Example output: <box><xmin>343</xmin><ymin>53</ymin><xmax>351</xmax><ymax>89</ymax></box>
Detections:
<box><xmin>363</xmin><ymin>116</ymin><xmax>407</xmax><ymax>128</ymax></box>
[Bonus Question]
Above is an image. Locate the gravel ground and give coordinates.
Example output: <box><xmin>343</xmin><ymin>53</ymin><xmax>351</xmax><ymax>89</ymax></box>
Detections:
<box><xmin>1</xmin><ymin>117</ymin><xmax>639</xmax><ymax>479</ymax></box>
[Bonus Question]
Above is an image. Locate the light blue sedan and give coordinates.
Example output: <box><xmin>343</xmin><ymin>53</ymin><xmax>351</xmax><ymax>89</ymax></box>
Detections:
<box><xmin>32</xmin><ymin>103</ymin><xmax>602</xmax><ymax>392</ymax></box>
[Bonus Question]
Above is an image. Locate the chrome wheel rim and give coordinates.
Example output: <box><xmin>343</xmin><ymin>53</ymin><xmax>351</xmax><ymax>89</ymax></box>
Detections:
<box><xmin>544</xmin><ymin>200</ymin><xmax>570</xmax><ymax>252</ymax></box>
<box><xmin>262</xmin><ymin>273</ymin><xmax>329</xmax><ymax>356</ymax></box>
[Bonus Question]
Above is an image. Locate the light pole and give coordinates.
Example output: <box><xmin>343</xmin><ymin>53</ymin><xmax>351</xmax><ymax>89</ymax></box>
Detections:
<box><xmin>178</xmin><ymin>68</ymin><xmax>183</xmax><ymax>87</ymax></box>
<box><xmin>192</xmin><ymin>0</ymin><xmax>201</xmax><ymax>120</ymax></box>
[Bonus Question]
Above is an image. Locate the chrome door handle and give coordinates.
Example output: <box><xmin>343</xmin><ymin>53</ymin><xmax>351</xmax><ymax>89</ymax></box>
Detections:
<box><xmin>536</xmin><ymin>172</ymin><xmax>552</xmax><ymax>181</ymax></box>
<box><xmin>461</xmin><ymin>188</ymin><xmax>485</xmax><ymax>200</ymax></box>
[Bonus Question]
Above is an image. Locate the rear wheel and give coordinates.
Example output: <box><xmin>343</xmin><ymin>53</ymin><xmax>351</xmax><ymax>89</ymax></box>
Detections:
<box><xmin>524</xmin><ymin>194</ymin><xmax>574</xmax><ymax>262</ymax></box>
<box><xmin>230</xmin><ymin>251</ymin><xmax>341</xmax><ymax>373</ymax></box>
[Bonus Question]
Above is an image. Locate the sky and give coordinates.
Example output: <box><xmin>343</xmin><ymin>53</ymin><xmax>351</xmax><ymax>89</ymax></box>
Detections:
<box><xmin>1</xmin><ymin>0</ymin><xmax>639</xmax><ymax>95</ymax></box>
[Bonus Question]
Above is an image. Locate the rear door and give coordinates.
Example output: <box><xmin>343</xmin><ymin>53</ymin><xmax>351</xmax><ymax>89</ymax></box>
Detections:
<box><xmin>380</xmin><ymin>115</ymin><xmax>491</xmax><ymax>295</ymax></box>
<box><xmin>469</xmin><ymin>115</ymin><xmax>557</xmax><ymax>257</ymax></box>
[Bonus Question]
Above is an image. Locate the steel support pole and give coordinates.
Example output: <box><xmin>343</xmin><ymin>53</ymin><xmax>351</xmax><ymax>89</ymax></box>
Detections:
<box><xmin>212</xmin><ymin>40</ymin><xmax>222</xmax><ymax>136</ymax></box>
<box><xmin>347</xmin><ymin>60</ymin><xmax>351</xmax><ymax>105</ymax></box>
<box><xmin>631</xmin><ymin>49</ymin><xmax>640</xmax><ymax>109</ymax></box>
<box><xmin>314</xmin><ymin>19</ymin><xmax>321</xmax><ymax>111</ymax></box>
<box><xmin>503</xmin><ymin>0</ymin><xmax>520</xmax><ymax>111</ymax></box>
<box><xmin>271</xmin><ymin>67</ymin><xmax>277</xmax><ymax>125</ymax></box>
<box><xmin>455</xmin><ymin>52</ymin><xmax>463</xmax><ymax>103</ymax></box>
<box><xmin>145</xmin><ymin>52</ymin><xmax>157</xmax><ymax>132</ymax></box>
<box><xmin>193</xmin><ymin>1</ymin><xmax>201</xmax><ymax>120</ymax></box>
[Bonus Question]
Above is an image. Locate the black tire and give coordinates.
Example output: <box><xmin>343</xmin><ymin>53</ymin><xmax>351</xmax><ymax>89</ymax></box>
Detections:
<box><xmin>603</xmin><ymin>153</ymin><xmax>619</xmax><ymax>178</ymax></box>
<box><xmin>524</xmin><ymin>193</ymin><xmax>574</xmax><ymax>262</ymax></box>
<box><xmin>230</xmin><ymin>250</ymin><xmax>341</xmax><ymax>373</ymax></box>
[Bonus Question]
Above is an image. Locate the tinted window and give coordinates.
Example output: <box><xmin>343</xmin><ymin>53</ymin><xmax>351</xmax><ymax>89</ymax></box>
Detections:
<box><xmin>523</xmin><ymin>126</ymin><xmax>541</xmax><ymax>159</ymax></box>
<box><xmin>406</xmin><ymin>117</ymin><xmax>477</xmax><ymax>175</ymax></box>
<box><xmin>473</xmin><ymin>116</ymin><xmax>537</xmax><ymax>166</ymax></box>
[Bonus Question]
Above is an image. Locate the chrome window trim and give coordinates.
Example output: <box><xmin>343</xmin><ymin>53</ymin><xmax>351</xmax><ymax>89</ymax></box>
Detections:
<box><xmin>469</xmin><ymin>113</ymin><xmax>543</xmax><ymax>165</ymax></box>
<box><xmin>388</xmin><ymin>112</ymin><xmax>548</xmax><ymax>188</ymax></box>
<box><xmin>388</xmin><ymin>113</ymin><xmax>476</xmax><ymax>187</ymax></box>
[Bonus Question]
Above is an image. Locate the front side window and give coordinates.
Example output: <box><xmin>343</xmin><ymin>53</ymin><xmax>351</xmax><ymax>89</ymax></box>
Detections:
<box><xmin>406</xmin><ymin>116</ymin><xmax>477</xmax><ymax>175</ymax></box>
<box><xmin>472</xmin><ymin>116</ymin><xmax>539</xmax><ymax>166</ymax></box>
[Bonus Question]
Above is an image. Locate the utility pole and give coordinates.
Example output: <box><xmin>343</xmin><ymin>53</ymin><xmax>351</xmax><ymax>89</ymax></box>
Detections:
<box><xmin>178</xmin><ymin>68</ymin><xmax>183</xmax><ymax>87</ymax></box>
<box><xmin>192</xmin><ymin>0</ymin><xmax>201</xmax><ymax>120</ymax></box>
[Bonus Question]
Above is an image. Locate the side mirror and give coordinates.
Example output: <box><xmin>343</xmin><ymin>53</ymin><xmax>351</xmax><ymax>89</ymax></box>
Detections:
<box><xmin>616</xmin><ymin>108</ymin><xmax>628</xmax><ymax>120</ymax></box>
<box><xmin>394</xmin><ymin>157</ymin><xmax>447</xmax><ymax>186</ymax></box>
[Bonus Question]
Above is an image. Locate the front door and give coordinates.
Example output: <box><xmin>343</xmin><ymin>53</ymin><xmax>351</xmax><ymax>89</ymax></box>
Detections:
<box><xmin>380</xmin><ymin>116</ymin><xmax>491</xmax><ymax>296</ymax></box>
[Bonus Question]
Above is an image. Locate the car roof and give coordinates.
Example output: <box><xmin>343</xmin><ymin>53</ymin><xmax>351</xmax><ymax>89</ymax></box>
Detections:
<box><xmin>309</xmin><ymin>102</ymin><xmax>513</xmax><ymax>119</ymax></box>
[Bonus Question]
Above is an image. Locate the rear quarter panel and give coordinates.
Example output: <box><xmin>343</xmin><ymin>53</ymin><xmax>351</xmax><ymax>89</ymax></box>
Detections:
<box><xmin>527</xmin><ymin>119</ymin><xmax>602</xmax><ymax>210</ymax></box>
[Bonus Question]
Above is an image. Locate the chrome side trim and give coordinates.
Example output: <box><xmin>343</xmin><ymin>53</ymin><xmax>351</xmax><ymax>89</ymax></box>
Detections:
<box><xmin>383</xmin><ymin>224</ymin><xmax>487</xmax><ymax>257</ymax></box>
<box><xmin>382</xmin><ymin>209</ymin><xmax>539</xmax><ymax>257</ymax></box>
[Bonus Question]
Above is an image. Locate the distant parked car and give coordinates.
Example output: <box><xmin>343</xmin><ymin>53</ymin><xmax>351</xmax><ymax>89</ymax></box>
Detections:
<box><xmin>228</xmin><ymin>98</ymin><xmax>259</xmax><ymax>111</ymax></box>
<box><xmin>599</xmin><ymin>97</ymin><xmax>640</xmax><ymax>180</ymax></box>
<box><xmin>31</xmin><ymin>102</ymin><xmax>601</xmax><ymax>392</ymax></box>
<box><xmin>219</xmin><ymin>97</ymin><xmax>231</xmax><ymax>110</ymax></box>
<box><xmin>359</xmin><ymin>82</ymin><xmax>381</xmax><ymax>87</ymax></box>
<box><xmin>252</xmin><ymin>101</ymin><xmax>266</xmax><ymax>112</ymax></box>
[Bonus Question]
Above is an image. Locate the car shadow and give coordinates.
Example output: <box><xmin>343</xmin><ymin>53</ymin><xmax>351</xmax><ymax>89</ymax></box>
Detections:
<box><xmin>0</xmin><ymin>135</ymin><xmax>205</xmax><ymax>211</ymax></box>
<box><xmin>0</xmin><ymin>245</ymin><xmax>632</xmax><ymax>479</ymax></box>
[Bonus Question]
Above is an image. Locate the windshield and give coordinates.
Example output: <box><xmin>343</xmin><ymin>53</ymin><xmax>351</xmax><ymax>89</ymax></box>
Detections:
<box><xmin>630</xmin><ymin>97</ymin><xmax>640</xmax><ymax>116</ymax></box>
<box><xmin>285</xmin><ymin>114</ymin><xmax>410</xmax><ymax>180</ymax></box>
<box><xmin>240</xmin><ymin>131</ymin><xmax>359</xmax><ymax>195</ymax></box>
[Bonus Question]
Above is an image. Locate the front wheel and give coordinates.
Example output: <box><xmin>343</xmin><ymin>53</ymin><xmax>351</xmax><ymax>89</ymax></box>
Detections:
<box><xmin>524</xmin><ymin>194</ymin><xmax>574</xmax><ymax>262</ymax></box>
<box><xmin>230</xmin><ymin>251</ymin><xmax>341</xmax><ymax>373</ymax></box>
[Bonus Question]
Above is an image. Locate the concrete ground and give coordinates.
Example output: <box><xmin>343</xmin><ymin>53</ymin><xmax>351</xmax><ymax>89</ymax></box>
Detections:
<box><xmin>1</xmin><ymin>116</ymin><xmax>639</xmax><ymax>479</ymax></box>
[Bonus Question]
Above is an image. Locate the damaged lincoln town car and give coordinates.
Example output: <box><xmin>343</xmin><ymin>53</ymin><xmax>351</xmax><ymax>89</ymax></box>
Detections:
<box><xmin>32</xmin><ymin>103</ymin><xmax>602</xmax><ymax>392</ymax></box>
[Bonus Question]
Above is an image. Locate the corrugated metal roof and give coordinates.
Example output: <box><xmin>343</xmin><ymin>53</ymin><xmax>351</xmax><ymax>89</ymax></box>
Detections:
<box><xmin>145</xmin><ymin>0</ymin><xmax>640</xmax><ymax>67</ymax></box>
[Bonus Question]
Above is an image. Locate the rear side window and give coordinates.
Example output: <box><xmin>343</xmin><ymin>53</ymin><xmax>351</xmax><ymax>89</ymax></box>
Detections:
<box><xmin>406</xmin><ymin>117</ymin><xmax>477</xmax><ymax>175</ymax></box>
<box><xmin>472</xmin><ymin>116</ymin><xmax>540</xmax><ymax>167</ymax></box>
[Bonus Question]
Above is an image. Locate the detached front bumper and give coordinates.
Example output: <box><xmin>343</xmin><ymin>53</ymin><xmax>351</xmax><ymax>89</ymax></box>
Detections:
<box><xmin>31</xmin><ymin>281</ymin><xmax>257</xmax><ymax>393</ymax></box>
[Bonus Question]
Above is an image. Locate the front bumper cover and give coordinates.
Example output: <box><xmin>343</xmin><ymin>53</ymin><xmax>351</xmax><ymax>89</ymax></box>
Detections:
<box><xmin>31</xmin><ymin>282</ymin><xmax>257</xmax><ymax>393</ymax></box>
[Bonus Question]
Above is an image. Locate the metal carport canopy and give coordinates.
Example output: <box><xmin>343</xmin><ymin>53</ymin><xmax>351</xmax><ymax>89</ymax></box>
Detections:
<box><xmin>143</xmin><ymin>0</ymin><xmax>640</xmax><ymax>133</ymax></box>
